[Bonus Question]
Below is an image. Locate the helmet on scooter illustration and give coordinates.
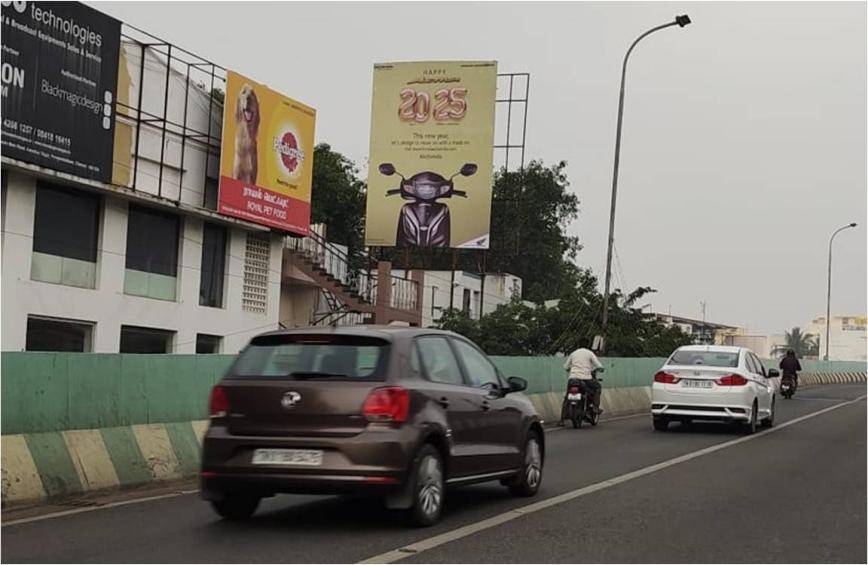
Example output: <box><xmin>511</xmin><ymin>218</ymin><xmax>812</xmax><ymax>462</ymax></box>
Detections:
<box><xmin>379</xmin><ymin>163</ymin><xmax>477</xmax><ymax>201</ymax></box>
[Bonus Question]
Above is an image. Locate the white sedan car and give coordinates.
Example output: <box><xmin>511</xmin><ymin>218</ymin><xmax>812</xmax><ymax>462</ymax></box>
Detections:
<box><xmin>651</xmin><ymin>345</ymin><xmax>778</xmax><ymax>433</ymax></box>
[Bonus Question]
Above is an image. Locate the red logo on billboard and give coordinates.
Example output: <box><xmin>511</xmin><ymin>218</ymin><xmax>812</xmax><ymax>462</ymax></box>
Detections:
<box><xmin>273</xmin><ymin>131</ymin><xmax>305</xmax><ymax>174</ymax></box>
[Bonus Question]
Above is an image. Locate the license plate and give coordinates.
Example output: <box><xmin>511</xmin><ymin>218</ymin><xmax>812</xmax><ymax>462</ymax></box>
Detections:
<box><xmin>567</xmin><ymin>393</ymin><xmax>582</xmax><ymax>400</ymax></box>
<box><xmin>682</xmin><ymin>379</ymin><xmax>713</xmax><ymax>389</ymax></box>
<box><xmin>252</xmin><ymin>449</ymin><xmax>323</xmax><ymax>466</ymax></box>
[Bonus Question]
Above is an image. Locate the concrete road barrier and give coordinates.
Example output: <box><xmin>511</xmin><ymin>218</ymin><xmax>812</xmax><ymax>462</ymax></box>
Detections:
<box><xmin>1</xmin><ymin>421</ymin><xmax>208</xmax><ymax>506</ymax></box>
<box><xmin>2</xmin><ymin>368</ymin><xmax>863</xmax><ymax>507</ymax></box>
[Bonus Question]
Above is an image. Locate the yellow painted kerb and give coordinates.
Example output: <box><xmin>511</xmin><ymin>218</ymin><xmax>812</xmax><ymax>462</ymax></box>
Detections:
<box><xmin>1</xmin><ymin>435</ymin><xmax>47</xmax><ymax>503</ymax></box>
<box><xmin>132</xmin><ymin>424</ymin><xmax>182</xmax><ymax>481</ymax></box>
<box><xmin>63</xmin><ymin>430</ymin><xmax>120</xmax><ymax>491</ymax></box>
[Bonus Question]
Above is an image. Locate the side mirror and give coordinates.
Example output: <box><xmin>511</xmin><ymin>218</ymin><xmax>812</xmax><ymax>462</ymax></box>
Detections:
<box><xmin>768</xmin><ymin>369</ymin><xmax>780</xmax><ymax>378</ymax></box>
<box><xmin>378</xmin><ymin>163</ymin><xmax>396</xmax><ymax>176</ymax></box>
<box><xmin>459</xmin><ymin>163</ymin><xmax>478</xmax><ymax>176</ymax></box>
<box><xmin>506</xmin><ymin>376</ymin><xmax>527</xmax><ymax>393</ymax></box>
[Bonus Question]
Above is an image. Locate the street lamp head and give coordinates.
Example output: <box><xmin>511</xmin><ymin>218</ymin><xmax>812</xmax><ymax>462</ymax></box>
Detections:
<box><xmin>849</xmin><ymin>222</ymin><xmax>858</xmax><ymax>228</ymax></box>
<box><xmin>675</xmin><ymin>14</ymin><xmax>691</xmax><ymax>27</ymax></box>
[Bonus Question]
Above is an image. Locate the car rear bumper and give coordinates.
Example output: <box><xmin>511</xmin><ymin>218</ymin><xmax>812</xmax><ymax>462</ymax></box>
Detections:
<box><xmin>650</xmin><ymin>384</ymin><xmax>752</xmax><ymax>421</ymax></box>
<box><xmin>200</xmin><ymin>471</ymin><xmax>403</xmax><ymax>499</ymax></box>
<box><xmin>200</xmin><ymin>422</ymin><xmax>420</xmax><ymax>498</ymax></box>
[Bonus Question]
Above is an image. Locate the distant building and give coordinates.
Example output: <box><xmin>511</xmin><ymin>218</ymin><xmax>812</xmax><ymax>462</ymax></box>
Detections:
<box><xmin>806</xmin><ymin>315</ymin><xmax>867</xmax><ymax>361</ymax></box>
<box><xmin>654</xmin><ymin>313</ymin><xmax>741</xmax><ymax>346</ymax></box>
<box><xmin>716</xmin><ymin>329</ymin><xmax>789</xmax><ymax>359</ymax></box>
<box><xmin>392</xmin><ymin>270</ymin><xmax>522</xmax><ymax>328</ymax></box>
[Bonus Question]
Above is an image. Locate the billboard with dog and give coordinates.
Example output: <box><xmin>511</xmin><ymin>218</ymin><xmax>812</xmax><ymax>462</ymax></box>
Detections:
<box><xmin>364</xmin><ymin>61</ymin><xmax>497</xmax><ymax>249</ymax></box>
<box><xmin>218</xmin><ymin>70</ymin><xmax>316</xmax><ymax>235</ymax></box>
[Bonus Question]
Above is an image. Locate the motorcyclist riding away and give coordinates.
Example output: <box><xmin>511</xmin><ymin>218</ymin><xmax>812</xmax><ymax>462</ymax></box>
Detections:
<box><xmin>779</xmin><ymin>349</ymin><xmax>802</xmax><ymax>390</ymax></box>
<box><xmin>561</xmin><ymin>340</ymin><xmax>604</xmax><ymax>425</ymax></box>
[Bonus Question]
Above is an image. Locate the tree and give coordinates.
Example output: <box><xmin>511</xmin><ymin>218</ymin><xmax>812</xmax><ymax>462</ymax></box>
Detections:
<box><xmin>487</xmin><ymin>161</ymin><xmax>582</xmax><ymax>302</ymax></box>
<box><xmin>772</xmin><ymin>327</ymin><xmax>819</xmax><ymax>358</ymax></box>
<box><xmin>310</xmin><ymin>144</ymin><xmax>366</xmax><ymax>263</ymax></box>
<box><xmin>436</xmin><ymin>283</ymin><xmax>693</xmax><ymax>358</ymax></box>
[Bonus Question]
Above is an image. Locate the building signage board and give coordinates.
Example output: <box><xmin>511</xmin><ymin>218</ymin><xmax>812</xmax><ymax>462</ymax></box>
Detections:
<box><xmin>1</xmin><ymin>1</ymin><xmax>121</xmax><ymax>182</ymax></box>
<box><xmin>218</xmin><ymin>70</ymin><xmax>316</xmax><ymax>235</ymax></box>
<box><xmin>364</xmin><ymin>61</ymin><xmax>497</xmax><ymax>249</ymax></box>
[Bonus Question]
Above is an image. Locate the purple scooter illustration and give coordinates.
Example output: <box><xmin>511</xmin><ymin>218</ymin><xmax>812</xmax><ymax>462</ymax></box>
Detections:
<box><xmin>378</xmin><ymin>162</ymin><xmax>477</xmax><ymax>248</ymax></box>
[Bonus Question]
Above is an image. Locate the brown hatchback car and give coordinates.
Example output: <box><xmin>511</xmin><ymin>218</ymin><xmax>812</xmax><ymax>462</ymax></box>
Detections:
<box><xmin>201</xmin><ymin>326</ymin><xmax>544</xmax><ymax>526</ymax></box>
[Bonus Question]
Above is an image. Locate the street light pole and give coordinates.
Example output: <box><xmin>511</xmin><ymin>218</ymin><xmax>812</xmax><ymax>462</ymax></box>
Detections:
<box><xmin>824</xmin><ymin>222</ymin><xmax>858</xmax><ymax>360</ymax></box>
<box><xmin>600</xmin><ymin>15</ymin><xmax>691</xmax><ymax>354</ymax></box>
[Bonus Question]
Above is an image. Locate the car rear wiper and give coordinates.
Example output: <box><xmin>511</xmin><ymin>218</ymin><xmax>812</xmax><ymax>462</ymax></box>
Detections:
<box><xmin>289</xmin><ymin>371</ymin><xmax>348</xmax><ymax>380</ymax></box>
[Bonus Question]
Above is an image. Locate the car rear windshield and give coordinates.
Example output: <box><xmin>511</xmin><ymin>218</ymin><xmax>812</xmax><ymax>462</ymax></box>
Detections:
<box><xmin>230</xmin><ymin>334</ymin><xmax>389</xmax><ymax>380</ymax></box>
<box><xmin>669</xmin><ymin>350</ymin><xmax>739</xmax><ymax>368</ymax></box>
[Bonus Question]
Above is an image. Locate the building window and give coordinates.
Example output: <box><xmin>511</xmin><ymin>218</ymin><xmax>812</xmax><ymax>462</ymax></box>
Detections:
<box><xmin>120</xmin><ymin>325</ymin><xmax>174</xmax><ymax>354</ymax></box>
<box><xmin>204</xmin><ymin>177</ymin><xmax>219</xmax><ymax>211</ymax></box>
<box><xmin>196</xmin><ymin>333</ymin><xmax>222</xmax><ymax>354</ymax></box>
<box><xmin>199</xmin><ymin>223</ymin><xmax>227</xmax><ymax>307</ymax></box>
<box><xmin>462</xmin><ymin>288</ymin><xmax>471</xmax><ymax>313</ymax></box>
<box><xmin>242</xmin><ymin>233</ymin><xmax>270</xmax><ymax>314</ymax></box>
<box><xmin>124</xmin><ymin>205</ymin><xmax>180</xmax><ymax>301</ymax></box>
<box><xmin>31</xmin><ymin>182</ymin><xmax>100</xmax><ymax>289</ymax></box>
<box><xmin>26</xmin><ymin>316</ymin><xmax>94</xmax><ymax>352</ymax></box>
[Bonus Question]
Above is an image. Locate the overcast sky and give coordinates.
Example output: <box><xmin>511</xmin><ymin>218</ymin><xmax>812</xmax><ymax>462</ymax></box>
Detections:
<box><xmin>98</xmin><ymin>1</ymin><xmax>867</xmax><ymax>334</ymax></box>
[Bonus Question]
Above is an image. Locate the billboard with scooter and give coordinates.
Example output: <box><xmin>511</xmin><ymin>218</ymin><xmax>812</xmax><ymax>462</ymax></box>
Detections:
<box><xmin>364</xmin><ymin>61</ymin><xmax>497</xmax><ymax>249</ymax></box>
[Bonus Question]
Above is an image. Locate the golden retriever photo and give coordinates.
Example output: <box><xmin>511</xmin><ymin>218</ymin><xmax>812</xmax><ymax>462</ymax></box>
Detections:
<box><xmin>233</xmin><ymin>83</ymin><xmax>260</xmax><ymax>184</ymax></box>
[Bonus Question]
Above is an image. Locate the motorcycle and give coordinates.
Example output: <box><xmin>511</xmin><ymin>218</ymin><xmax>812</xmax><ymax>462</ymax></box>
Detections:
<box><xmin>378</xmin><ymin>162</ymin><xmax>477</xmax><ymax>248</ymax></box>
<box><xmin>564</xmin><ymin>368</ymin><xmax>604</xmax><ymax>428</ymax></box>
<box><xmin>780</xmin><ymin>374</ymin><xmax>797</xmax><ymax>399</ymax></box>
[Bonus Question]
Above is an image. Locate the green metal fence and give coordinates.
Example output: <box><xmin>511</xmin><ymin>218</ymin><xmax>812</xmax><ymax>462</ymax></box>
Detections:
<box><xmin>1</xmin><ymin>352</ymin><xmax>864</xmax><ymax>435</ymax></box>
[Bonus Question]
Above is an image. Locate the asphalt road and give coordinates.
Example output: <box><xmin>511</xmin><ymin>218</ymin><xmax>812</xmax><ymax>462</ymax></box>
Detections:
<box><xmin>2</xmin><ymin>384</ymin><xmax>865</xmax><ymax>564</ymax></box>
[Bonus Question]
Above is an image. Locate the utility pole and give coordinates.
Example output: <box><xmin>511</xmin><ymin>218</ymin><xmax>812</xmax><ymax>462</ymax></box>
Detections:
<box><xmin>700</xmin><ymin>300</ymin><xmax>707</xmax><ymax>344</ymax></box>
<box><xmin>825</xmin><ymin>223</ymin><xmax>858</xmax><ymax>360</ymax></box>
<box><xmin>600</xmin><ymin>15</ymin><xmax>692</xmax><ymax>353</ymax></box>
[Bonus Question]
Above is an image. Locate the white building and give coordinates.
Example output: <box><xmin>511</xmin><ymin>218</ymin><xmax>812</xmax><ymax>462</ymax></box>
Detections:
<box><xmin>2</xmin><ymin>30</ymin><xmax>283</xmax><ymax>353</ymax></box>
<box><xmin>392</xmin><ymin>270</ymin><xmax>522</xmax><ymax>327</ymax></box>
<box><xmin>716</xmin><ymin>330</ymin><xmax>788</xmax><ymax>359</ymax></box>
<box><xmin>807</xmin><ymin>315</ymin><xmax>867</xmax><ymax>361</ymax></box>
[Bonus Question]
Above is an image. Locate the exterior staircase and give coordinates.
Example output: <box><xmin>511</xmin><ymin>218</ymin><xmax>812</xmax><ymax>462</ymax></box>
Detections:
<box><xmin>283</xmin><ymin>228</ymin><xmax>422</xmax><ymax>327</ymax></box>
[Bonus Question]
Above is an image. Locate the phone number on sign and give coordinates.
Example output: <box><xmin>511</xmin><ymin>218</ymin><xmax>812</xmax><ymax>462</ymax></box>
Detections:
<box><xmin>2</xmin><ymin>119</ymin><xmax>72</xmax><ymax>148</ymax></box>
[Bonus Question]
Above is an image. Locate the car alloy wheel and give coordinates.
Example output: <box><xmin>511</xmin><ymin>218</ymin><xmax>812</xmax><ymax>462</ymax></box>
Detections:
<box><xmin>525</xmin><ymin>436</ymin><xmax>542</xmax><ymax>489</ymax></box>
<box><xmin>762</xmin><ymin>397</ymin><xmax>775</xmax><ymax>428</ymax></box>
<box><xmin>408</xmin><ymin>445</ymin><xmax>444</xmax><ymax>526</ymax></box>
<box><xmin>509</xmin><ymin>432</ymin><xmax>543</xmax><ymax>497</ymax></box>
<box><xmin>745</xmin><ymin>401</ymin><xmax>758</xmax><ymax>435</ymax></box>
<box><xmin>418</xmin><ymin>455</ymin><xmax>443</xmax><ymax>518</ymax></box>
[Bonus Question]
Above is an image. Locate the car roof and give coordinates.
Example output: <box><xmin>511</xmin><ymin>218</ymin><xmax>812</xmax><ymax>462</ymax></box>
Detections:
<box><xmin>254</xmin><ymin>325</ymin><xmax>460</xmax><ymax>341</ymax></box>
<box><xmin>675</xmin><ymin>344</ymin><xmax>744</xmax><ymax>354</ymax></box>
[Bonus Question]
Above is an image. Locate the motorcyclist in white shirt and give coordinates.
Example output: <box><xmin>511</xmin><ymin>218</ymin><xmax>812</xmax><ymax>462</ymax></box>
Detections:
<box><xmin>560</xmin><ymin>341</ymin><xmax>604</xmax><ymax>425</ymax></box>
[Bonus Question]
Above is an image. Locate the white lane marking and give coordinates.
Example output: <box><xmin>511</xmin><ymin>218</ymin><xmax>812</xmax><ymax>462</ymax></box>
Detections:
<box><xmin>358</xmin><ymin>394</ymin><xmax>866</xmax><ymax>564</ymax></box>
<box><xmin>1</xmin><ymin>489</ymin><xmax>200</xmax><ymax>527</ymax></box>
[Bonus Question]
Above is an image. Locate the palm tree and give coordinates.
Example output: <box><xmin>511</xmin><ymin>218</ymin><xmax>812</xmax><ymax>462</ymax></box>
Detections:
<box><xmin>772</xmin><ymin>327</ymin><xmax>819</xmax><ymax>358</ymax></box>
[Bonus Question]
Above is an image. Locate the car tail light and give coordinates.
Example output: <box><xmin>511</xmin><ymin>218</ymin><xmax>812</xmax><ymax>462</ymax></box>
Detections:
<box><xmin>209</xmin><ymin>385</ymin><xmax>229</xmax><ymax>418</ymax></box>
<box><xmin>654</xmin><ymin>371</ymin><xmax>680</xmax><ymax>384</ymax></box>
<box><xmin>716</xmin><ymin>374</ymin><xmax>749</xmax><ymax>386</ymax></box>
<box><xmin>363</xmin><ymin>387</ymin><xmax>410</xmax><ymax>423</ymax></box>
<box><xmin>568</xmin><ymin>385</ymin><xmax>580</xmax><ymax>394</ymax></box>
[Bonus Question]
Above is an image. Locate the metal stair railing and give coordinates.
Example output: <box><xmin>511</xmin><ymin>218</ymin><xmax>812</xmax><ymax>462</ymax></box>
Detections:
<box><xmin>285</xmin><ymin>230</ymin><xmax>377</xmax><ymax>305</ymax></box>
